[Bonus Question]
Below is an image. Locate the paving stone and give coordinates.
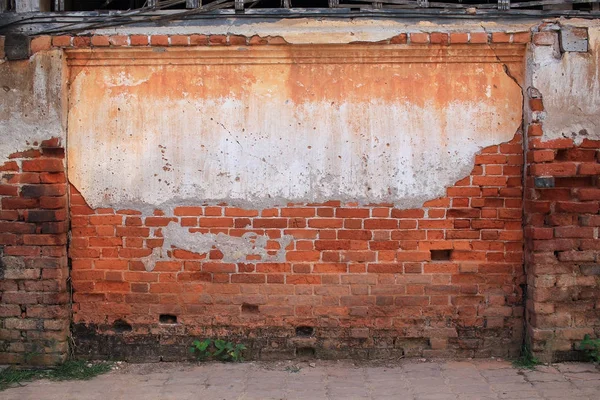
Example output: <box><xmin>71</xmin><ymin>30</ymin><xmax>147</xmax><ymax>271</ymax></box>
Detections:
<box><xmin>523</xmin><ymin>370</ymin><xmax>568</xmax><ymax>382</ymax></box>
<box><xmin>1</xmin><ymin>359</ymin><xmax>599</xmax><ymax>399</ymax></box>
<box><xmin>555</xmin><ymin>362</ymin><xmax>599</xmax><ymax>374</ymax></box>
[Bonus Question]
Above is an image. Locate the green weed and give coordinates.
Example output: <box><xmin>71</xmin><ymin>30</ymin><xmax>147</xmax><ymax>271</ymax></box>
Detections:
<box><xmin>512</xmin><ymin>344</ymin><xmax>541</xmax><ymax>369</ymax></box>
<box><xmin>190</xmin><ymin>339</ymin><xmax>246</xmax><ymax>362</ymax></box>
<box><xmin>577</xmin><ymin>334</ymin><xmax>600</xmax><ymax>363</ymax></box>
<box><xmin>0</xmin><ymin>360</ymin><xmax>112</xmax><ymax>392</ymax></box>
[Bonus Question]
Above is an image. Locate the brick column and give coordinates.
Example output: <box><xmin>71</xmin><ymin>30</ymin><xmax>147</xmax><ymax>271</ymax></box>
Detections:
<box><xmin>524</xmin><ymin>30</ymin><xmax>600</xmax><ymax>361</ymax></box>
<box><xmin>0</xmin><ymin>138</ymin><xmax>69</xmax><ymax>365</ymax></box>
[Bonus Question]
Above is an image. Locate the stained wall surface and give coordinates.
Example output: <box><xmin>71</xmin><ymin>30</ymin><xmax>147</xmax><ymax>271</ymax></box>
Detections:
<box><xmin>65</xmin><ymin>41</ymin><xmax>527</xmax><ymax>360</ymax></box>
<box><xmin>67</xmin><ymin>45</ymin><xmax>523</xmax><ymax>212</ymax></box>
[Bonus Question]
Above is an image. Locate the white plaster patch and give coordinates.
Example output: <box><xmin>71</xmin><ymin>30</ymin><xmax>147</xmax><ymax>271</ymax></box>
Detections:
<box><xmin>142</xmin><ymin>222</ymin><xmax>292</xmax><ymax>271</ymax></box>
<box><xmin>0</xmin><ymin>51</ymin><xmax>65</xmax><ymax>161</ymax></box>
<box><xmin>531</xmin><ymin>26</ymin><xmax>600</xmax><ymax>143</ymax></box>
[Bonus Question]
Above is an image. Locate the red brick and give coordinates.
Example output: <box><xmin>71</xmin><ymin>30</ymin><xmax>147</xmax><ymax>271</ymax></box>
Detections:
<box><xmin>390</xmin><ymin>34</ymin><xmax>407</xmax><ymax>44</ymax></box>
<box><xmin>145</xmin><ymin>216</ymin><xmax>175</xmax><ymax>226</ymax></box>
<box><xmin>248</xmin><ymin>35</ymin><xmax>268</xmax><ymax>45</ymax></box>
<box><xmin>450</xmin><ymin>33</ymin><xmax>468</xmax><ymax>44</ymax></box>
<box><xmin>577</xmin><ymin>188</ymin><xmax>600</xmax><ymax>201</ymax></box>
<box><xmin>109</xmin><ymin>35</ymin><xmax>128</xmax><ymax>46</ymax></box>
<box><xmin>151</xmin><ymin>35</ymin><xmax>169</xmax><ymax>46</ymax></box>
<box><xmin>512</xmin><ymin>32</ymin><xmax>531</xmax><ymax>43</ymax></box>
<box><xmin>470</xmin><ymin>32</ymin><xmax>488</xmax><ymax>43</ymax></box>
<box><xmin>116</xmin><ymin>227</ymin><xmax>150</xmax><ymax>237</ymax></box>
<box><xmin>554</xmin><ymin>226</ymin><xmax>594</xmax><ymax>238</ymax></box>
<box><xmin>66</xmin><ymin>37</ymin><xmax>89</xmax><ymax>49</ymax></box>
<box><xmin>89</xmin><ymin>215</ymin><xmax>123</xmax><ymax>225</ymax></box>
<box><xmin>579</xmin><ymin>163</ymin><xmax>600</xmax><ymax>175</ymax></box>
<box><xmin>530</xmin><ymin>150</ymin><xmax>555</xmax><ymax>163</ymax></box>
<box><xmin>231</xmin><ymin>274</ymin><xmax>266</xmax><ymax>283</ymax></box>
<box><xmin>199</xmin><ymin>218</ymin><xmax>234</xmax><ymax>227</ymax></box>
<box><xmin>410</xmin><ymin>33</ymin><xmax>429</xmax><ymax>43</ymax></box>
<box><xmin>209</xmin><ymin>35</ymin><xmax>228</xmax><ymax>45</ymax></box>
<box><xmin>228</xmin><ymin>35</ymin><xmax>247</xmax><ymax>45</ymax></box>
<box><xmin>286</xmin><ymin>275</ymin><xmax>321</xmax><ymax>285</ymax></box>
<box><xmin>190</xmin><ymin>35</ymin><xmax>209</xmax><ymax>45</ymax></box>
<box><xmin>430</xmin><ymin>32</ymin><xmax>449</xmax><ymax>44</ymax></box>
<box><xmin>170</xmin><ymin>35</ymin><xmax>189</xmax><ymax>46</ymax></box>
<box><xmin>364</xmin><ymin>219</ymin><xmax>398</xmax><ymax>229</ymax></box>
<box><xmin>31</xmin><ymin>36</ymin><xmax>52</xmax><ymax>53</ymax></box>
<box><xmin>22</xmin><ymin>159</ymin><xmax>63</xmax><ymax>172</ymax></box>
<box><xmin>491</xmin><ymin>32</ymin><xmax>511</xmax><ymax>43</ymax></box>
<box><xmin>130</xmin><ymin>35</ymin><xmax>149</xmax><ymax>46</ymax></box>
<box><xmin>91</xmin><ymin>35</ymin><xmax>110</xmax><ymax>46</ymax></box>
<box><xmin>555</xmin><ymin>201</ymin><xmax>599</xmax><ymax>214</ymax></box>
<box><xmin>52</xmin><ymin>36</ymin><xmax>72</xmax><ymax>47</ymax></box>
<box><xmin>174</xmin><ymin>207</ymin><xmax>203</xmax><ymax>217</ymax></box>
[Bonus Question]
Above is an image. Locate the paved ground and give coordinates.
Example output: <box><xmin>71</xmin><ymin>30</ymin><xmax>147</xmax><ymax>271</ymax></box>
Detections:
<box><xmin>2</xmin><ymin>359</ymin><xmax>599</xmax><ymax>400</ymax></box>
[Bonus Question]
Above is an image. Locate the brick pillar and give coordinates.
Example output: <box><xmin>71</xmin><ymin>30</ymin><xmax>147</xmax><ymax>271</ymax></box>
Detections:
<box><xmin>0</xmin><ymin>138</ymin><xmax>69</xmax><ymax>365</ymax></box>
<box><xmin>524</xmin><ymin>68</ymin><xmax>600</xmax><ymax>362</ymax></box>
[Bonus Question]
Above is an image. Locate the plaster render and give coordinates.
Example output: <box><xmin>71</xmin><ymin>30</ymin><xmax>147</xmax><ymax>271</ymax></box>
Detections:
<box><xmin>66</xmin><ymin>45</ymin><xmax>523</xmax><ymax>211</ymax></box>
<box><xmin>142</xmin><ymin>222</ymin><xmax>293</xmax><ymax>271</ymax></box>
<box><xmin>92</xmin><ymin>18</ymin><xmax>536</xmax><ymax>45</ymax></box>
<box><xmin>531</xmin><ymin>25</ymin><xmax>600</xmax><ymax>143</ymax></box>
<box><xmin>0</xmin><ymin>50</ymin><xmax>66</xmax><ymax>161</ymax></box>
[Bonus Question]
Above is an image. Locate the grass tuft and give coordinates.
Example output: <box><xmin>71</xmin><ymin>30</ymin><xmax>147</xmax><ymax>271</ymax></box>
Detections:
<box><xmin>48</xmin><ymin>360</ymin><xmax>113</xmax><ymax>381</ymax></box>
<box><xmin>0</xmin><ymin>360</ymin><xmax>112</xmax><ymax>391</ymax></box>
<box><xmin>0</xmin><ymin>368</ymin><xmax>42</xmax><ymax>392</ymax></box>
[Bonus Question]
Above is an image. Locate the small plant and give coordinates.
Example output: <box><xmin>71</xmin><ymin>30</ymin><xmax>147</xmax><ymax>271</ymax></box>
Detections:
<box><xmin>513</xmin><ymin>344</ymin><xmax>541</xmax><ymax>369</ymax></box>
<box><xmin>190</xmin><ymin>339</ymin><xmax>212</xmax><ymax>359</ymax></box>
<box><xmin>190</xmin><ymin>339</ymin><xmax>246</xmax><ymax>362</ymax></box>
<box><xmin>577</xmin><ymin>334</ymin><xmax>600</xmax><ymax>363</ymax></box>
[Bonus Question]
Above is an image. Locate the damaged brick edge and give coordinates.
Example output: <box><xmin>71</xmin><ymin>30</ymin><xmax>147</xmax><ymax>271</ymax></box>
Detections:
<box><xmin>0</xmin><ymin>30</ymin><xmax>535</xmax><ymax>61</ymax></box>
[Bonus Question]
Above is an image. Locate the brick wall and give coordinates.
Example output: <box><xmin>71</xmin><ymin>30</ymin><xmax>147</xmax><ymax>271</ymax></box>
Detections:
<box><xmin>4</xmin><ymin>25</ymin><xmax>600</xmax><ymax>364</ymax></box>
<box><xmin>0</xmin><ymin>138</ymin><xmax>69</xmax><ymax>365</ymax></box>
<box><xmin>525</xmin><ymin>85</ymin><xmax>600</xmax><ymax>362</ymax></box>
<box><xmin>69</xmin><ymin>133</ymin><xmax>525</xmax><ymax>361</ymax></box>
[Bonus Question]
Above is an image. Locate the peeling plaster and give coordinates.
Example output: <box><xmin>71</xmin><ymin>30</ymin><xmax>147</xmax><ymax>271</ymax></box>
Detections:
<box><xmin>0</xmin><ymin>50</ymin><xmax>66</xmax><ymax>161</ymax></box>
<box><xmin>531</xmin><ymin>24</ymin><xmax>600</xmax><ymax>144</ymax></box>
<box><xmin>142</xmin><ymin>222</ymin><xmax>292</xmax><ymax>271</ymax></box>
<box><xmin>92</xmin><ymin>18</ymin><xmax>537</xmax><ymax>45</ymax></box>
<box><xmin>67</xmin><ymin>45</ymin><xmax>523</xmax><ymax>212</ymax></box>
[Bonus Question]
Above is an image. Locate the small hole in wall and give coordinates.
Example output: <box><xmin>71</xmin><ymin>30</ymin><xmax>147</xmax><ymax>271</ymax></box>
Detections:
<box><xmin>430</xmin><ymin>250</ymin><xmax>452</xmax><ymax>261</ymax></box>
<box><xmin>295</xmin><ymin>326</ymin><xmax>314</xmax><ymax>337</ymax></box>
<box><xmin>112</xmin><ymin>319</ymin><xmax>132</xmax><ymax>333</ymax></box>
<box><xmin>242</xmin><ymin>304</ymin><xmax>259</xmax><ymax>314</ymax></box>
<box><xmin>296</xmin><ymin>347</ymin><xmax>316</xmax><ymax>359</ymax></box>
<box><xmin>159</xmin><ymin>314</ymin><xmax>178</xmax><ymax>324</ymax></box>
